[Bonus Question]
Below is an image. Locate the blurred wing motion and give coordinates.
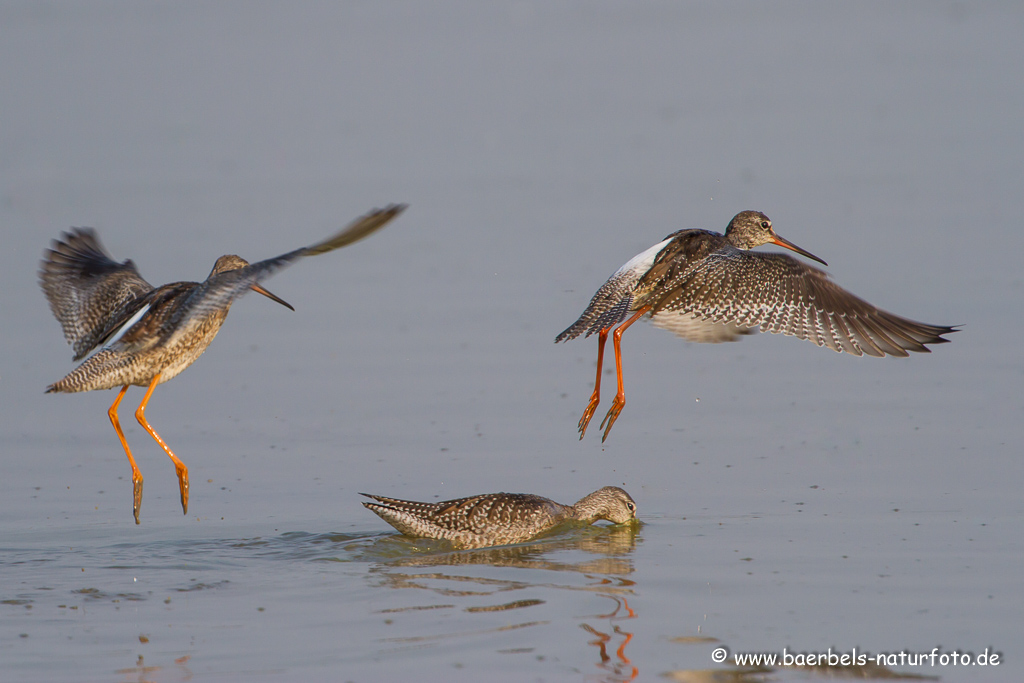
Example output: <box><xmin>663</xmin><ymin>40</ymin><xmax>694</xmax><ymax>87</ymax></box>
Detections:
<box><xmin>40</xmin><ymin>202</ymin><xmax>406</xmax><ymax>524</ymax></box>
<box><xmin>175</xmin><ymin>204</ymin><xmax>407</xmax><ymax>327</ymax></box>
<box><xmin>40</xmin><ymin>229</ymin><xmax>155</xmax><ymax>361</ymax></box>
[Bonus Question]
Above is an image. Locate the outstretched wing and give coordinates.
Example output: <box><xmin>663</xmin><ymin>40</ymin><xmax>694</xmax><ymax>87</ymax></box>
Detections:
<box><xmin>650</xmin><ymin>247</ymin><xmax>956</xmax><ymax>357</ymax></box>
<box><xmin>40</xmin><ymin>228</ymin><xmax>155</xmax><ymax>360</ymax></box>
<box><xmin>303</xmin><ymin>204</ymin><xmax>406</xmax><ymax>255</ymax></box>
<box><xmin>162</xmin><ymin>204</ymin><xmax>407</xmax><ymax>344</ymax></box>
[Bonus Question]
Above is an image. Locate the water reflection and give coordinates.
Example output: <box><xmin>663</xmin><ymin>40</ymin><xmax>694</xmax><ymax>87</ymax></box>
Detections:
<box><xmin>15</xmin><ymin>525</ymin><xmax>642</xmax><ymax>681</ymax></box>
<box><xmin>662</xmin><ymin>668</ymin><xmax>773</xmax><ymax>683</ymax></box>
<box><xmin>115</xmin><ymin>654</ymin><xmax>192</xmax><ymax>683</ymax></box>
<box><xmin>663</xmin><ymin>661</ymin><xmax>939</xmax><ymax>681</ymax></box>
<box><xmin>581</xmin><ymin>594</ymin><xmax>638</xmax><ymax>682</ymax></box>
<box><xmin>363</xmin><ymin>522</ymin><xmax>639</xmax><ymax>574</ymax></box>
<box><xmin>364</xmin><ymin>523</ymin><xmax>642</xmax><ymax>681</ymax></box>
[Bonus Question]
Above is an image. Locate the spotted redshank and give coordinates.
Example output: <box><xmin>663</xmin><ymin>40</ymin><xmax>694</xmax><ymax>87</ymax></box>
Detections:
<box><xmin>362</xmin><ymin>486</ymin><xmax>637</xmax><ymax>549</ymax></box>
<box><xmin>41</xmin><ymin>204</ymin><xmax>406</xmax><ymax>523</ymax></box>
<box><xmin>556</xmin><ymin>210</ymin><xmax>957</xmax><ymax>441</ymax></box>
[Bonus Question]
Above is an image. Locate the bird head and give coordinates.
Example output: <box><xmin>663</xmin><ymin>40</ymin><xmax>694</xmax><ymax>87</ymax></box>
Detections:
<box><xmin>209</xmin><ymin>255</ymin><xmax>294</xmax><ymax>310</ymax></box>
<box><xmin>724</xmin><ymin>211</ymin><xmax>828</xmax><ymax>266</ymax></box>
<box><xmin>580</xmin><ymin>486</ymin><xmax>639</xmax><ymax>525</ymax></box>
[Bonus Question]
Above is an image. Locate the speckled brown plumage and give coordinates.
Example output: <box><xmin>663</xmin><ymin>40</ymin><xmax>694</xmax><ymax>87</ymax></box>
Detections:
<box><xmin>40</xmin><ymin>228</ymin><xmax>154</xmax><ymax>362</ymax></box>
<box><xmin>362</xmin><ymin>486</ymin><xmax>637</xmax><ymax>549</ymax></box>
<box><xmin>41</xmin><ymin>204</ymin><xmax>406</xmax><ymax>523</ymax></box>
<box><xmin>557</xmin><ymin>210</ymin><xmax>957</xmax><ymax>441</ymax></box>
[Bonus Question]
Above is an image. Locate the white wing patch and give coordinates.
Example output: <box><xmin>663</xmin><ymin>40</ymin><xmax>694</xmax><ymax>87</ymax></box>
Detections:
<box><xmin>101</xmin><ymin>303</ymin><xmax>151</xmax><ymax>350</ymax></box>
<box><xmin>614</xmin><ymin>237</ymin><xmax>673</xmax><ymax>280</ymax></box>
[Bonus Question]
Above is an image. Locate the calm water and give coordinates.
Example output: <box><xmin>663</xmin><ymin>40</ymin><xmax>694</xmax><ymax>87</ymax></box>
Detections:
<box><xmin>1</xmin><ymin>2</ymin><xmax>1021</xmax><ymax>681</ymax></box>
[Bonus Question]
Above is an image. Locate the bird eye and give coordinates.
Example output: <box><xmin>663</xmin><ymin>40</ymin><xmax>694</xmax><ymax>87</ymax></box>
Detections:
<box><xmin>627</xmin><ymin>502</ymin><xmax>635</xmax><ymax>511</ymax></box>
<box><xmin>760</xmin><ymin>221</ymin><xmax>770</xmax><ymax>230</ymax></box>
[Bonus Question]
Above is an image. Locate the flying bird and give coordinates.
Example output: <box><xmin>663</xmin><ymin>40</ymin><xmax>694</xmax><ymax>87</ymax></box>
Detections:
<box><xmin>556</xmin><ymin>210</ymin><xmax>957</xmax><ymax>441</ymax></box>
<box><xmin>41</xmin><ymin>204</ymin><xmax>407</xmax><ymax>523</ymax></box>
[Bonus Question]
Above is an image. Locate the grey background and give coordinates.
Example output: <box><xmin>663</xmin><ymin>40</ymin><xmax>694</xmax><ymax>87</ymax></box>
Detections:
<box><xmin>1</xmin><ymin>2</ymin><xmax>1020</xmax><ymax>681</ymax></box>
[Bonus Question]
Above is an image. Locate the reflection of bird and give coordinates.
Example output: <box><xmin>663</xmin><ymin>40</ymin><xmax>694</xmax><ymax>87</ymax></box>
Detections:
<box><xmin>41</xmin><ymin>204</ymin><xmax>406</xmax><ymax>523</ymax></box>
<box><xmin>362</xmin><ymin>486</ymin><xmax>637</xmax><ymax>549</ymax></box>
<box><xmin>557</xmin><ymin>211</ymin><xmax>957</xmax><ymax>441</ymax></box>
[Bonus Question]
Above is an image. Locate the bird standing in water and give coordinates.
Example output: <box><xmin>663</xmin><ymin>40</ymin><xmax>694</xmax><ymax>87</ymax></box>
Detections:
<box><xmin>556</xmin><ymin>211</ymin><xmax>957</xmax><ymax>442</ymax></box>
<box><xmin>362</xmin><ymin>486</ymin><xmax>638</xmax><ymax>549</ymax></box>
<box><xmin>41</xmin><ymin>204</ymin><xmax>406</xmax><ymax>523</ymax></box>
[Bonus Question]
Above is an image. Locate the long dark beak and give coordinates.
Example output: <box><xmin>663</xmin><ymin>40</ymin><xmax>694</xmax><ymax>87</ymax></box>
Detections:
<box><xmin>770</xmin><ymin>233</ymin><xmax>828</xmax><ymax>266</ymax></box>
<box><xmin>251</xmin><ymin>283</ymin><xmax>294</xmax><ymax>311</ymax></box>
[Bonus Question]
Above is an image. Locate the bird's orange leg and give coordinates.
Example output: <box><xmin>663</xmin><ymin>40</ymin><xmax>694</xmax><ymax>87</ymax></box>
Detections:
<box><xmin>134</xmin><ymin>373</ymin><xmax>190</xmax><ymax>516</ymax></box>
<box><xmin>613</xmin><ymin>627</ymin><xmax>638</xmax><ymax>680</ymax></box>
<box><xmin>599</xmin><ymin>307</ymin><xmax>650</xmax><ymax>442</ymax></box>
<box><xmin>108</xmin><ymin>384</ymin><xmax>144</xmax><ymax>525</ymax></box>
<box><xmin>578</xmin><ymin>327</ymin><xmax>610</xmax><ymax>439</ymax></box>
<box><xmin>614</xmin><ymin>627</ymin><xmax>634</xmax><ymax>664</ymax></box>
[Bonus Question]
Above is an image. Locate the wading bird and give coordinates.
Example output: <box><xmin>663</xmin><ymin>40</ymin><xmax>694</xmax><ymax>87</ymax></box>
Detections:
<box><xmin>556</xmin><ymin>211</ymin><xmax>956</xmax><ymax>441</ymax></box>
<box><xmin>41</xmin><ymin>204</ymin><xmax>406</xmax><ymax>523</ymax></box>
<box><xmin>362</xmin><ymin>486</ymin><xmax>637</xmax><ymax>549</ymax></box>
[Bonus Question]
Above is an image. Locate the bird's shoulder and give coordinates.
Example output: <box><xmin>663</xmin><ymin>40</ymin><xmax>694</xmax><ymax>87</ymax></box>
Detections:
<box><xmin>636</xmin><ymin>229</ymin><xmax>727</xmax><ymax>291</ymax></box>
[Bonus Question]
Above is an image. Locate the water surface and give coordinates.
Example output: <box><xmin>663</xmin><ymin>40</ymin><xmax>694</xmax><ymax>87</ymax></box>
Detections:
<box><xmin>1</xmin><ymin>2</ymin><xmax>1020</xmax><ymax>681</ymax></box>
